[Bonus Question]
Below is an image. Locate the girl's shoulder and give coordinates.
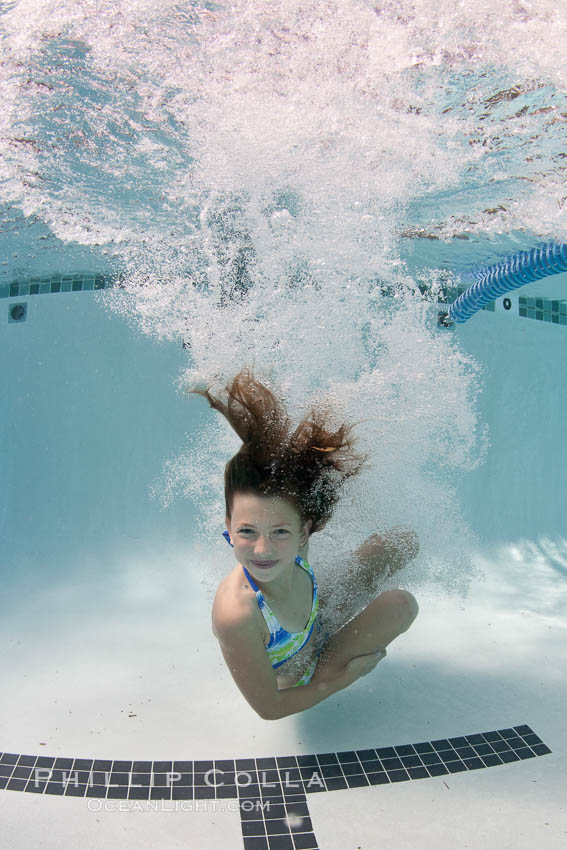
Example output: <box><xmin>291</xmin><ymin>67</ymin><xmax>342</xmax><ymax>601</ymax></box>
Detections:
<box><xmin>212</xmin><ymin>564</ymin><xmax>269</xmax><ymax>644</ymax></box>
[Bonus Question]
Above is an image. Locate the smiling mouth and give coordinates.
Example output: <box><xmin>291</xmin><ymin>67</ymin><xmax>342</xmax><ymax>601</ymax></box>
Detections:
<box><xmin>251</xmin><ymin>560</ymin><xmax>277</xmax><ymax>568</ymax></box>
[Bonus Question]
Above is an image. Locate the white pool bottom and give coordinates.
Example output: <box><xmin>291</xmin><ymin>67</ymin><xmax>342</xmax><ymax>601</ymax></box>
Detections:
<box><xmin>1</xmin><ymin>538</ymin><xmax>566</xmax><ymax>849</ymax></box>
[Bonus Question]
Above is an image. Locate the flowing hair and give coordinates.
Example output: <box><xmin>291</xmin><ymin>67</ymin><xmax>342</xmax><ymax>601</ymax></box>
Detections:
<box><xmin>189</xmin><ymin>368</ymin><xmax>369</xmax><ymax>534</ymax></box>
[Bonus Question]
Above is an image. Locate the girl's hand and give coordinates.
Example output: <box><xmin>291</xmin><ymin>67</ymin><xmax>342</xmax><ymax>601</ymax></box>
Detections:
<box><xmin>342</xmin><ymin>649</ymin><xmax>386</xmax><ymax>684</ymax></box>
<box><xmin>312</xmin><ymin>649</ymin><xmax>386</xmax><ymax>691</ymax></box>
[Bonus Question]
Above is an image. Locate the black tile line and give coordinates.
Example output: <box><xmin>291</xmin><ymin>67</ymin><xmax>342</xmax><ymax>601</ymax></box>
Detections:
<box><xmin>0</xmin><ymin>724</ymin><xmax>551</xmax><ymax>799</ymax></box>
<box><xmin>6</xmin><ymin>277</ymin><xmax>567</xmax><ymax>332</ymax></box>
<box><xmin>0</xmin><ymin>725</ymin><xmax>551</xmax><ymax>800</ymax></box>
<box><xmin>0</xmin><ymin>725</ymin><xmax>551</xmax><ymax>850</ymax></box>
<box><xmin>2</xmin><ymin>274</ymin><xmax>114</xmax><ymax>299</ymax></box>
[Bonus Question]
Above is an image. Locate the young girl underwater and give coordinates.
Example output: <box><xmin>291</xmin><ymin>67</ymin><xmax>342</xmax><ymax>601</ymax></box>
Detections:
<box><xmin>191</xmin><ymin>368</ymin><xmax>419</xmax><ymax>720</ymax></box>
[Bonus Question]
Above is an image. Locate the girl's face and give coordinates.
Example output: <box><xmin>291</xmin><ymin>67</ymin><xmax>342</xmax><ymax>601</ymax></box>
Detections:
<box><xmin>225</xmin><ymin>492</ymin><xmax>311</xmax><ymax>581</ymax></box>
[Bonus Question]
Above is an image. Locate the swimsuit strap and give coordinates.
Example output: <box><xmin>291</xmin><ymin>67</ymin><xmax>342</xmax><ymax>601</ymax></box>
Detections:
<box><xmin>242</xmin><ymin>557</ymin><xmax>319</xmax><ymax>670</ymax></box>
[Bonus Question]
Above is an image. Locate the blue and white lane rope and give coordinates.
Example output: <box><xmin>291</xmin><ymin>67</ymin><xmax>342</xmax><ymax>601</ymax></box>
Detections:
<box><xmin>440</xmin><ymin>242</ymin><xmax>567</xmax><ymax>326</ymax></box>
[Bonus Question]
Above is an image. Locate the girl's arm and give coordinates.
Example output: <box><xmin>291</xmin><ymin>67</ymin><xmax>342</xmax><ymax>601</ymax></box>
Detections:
<box><xmin>271</xmin><ymin>654</ymin><xmax>382</xmax><ymax>720</ymax></box>
<box><xmin>214</xmin><ymin>598</ymin><xmax>363</xmax><ymax>720</ymax></box>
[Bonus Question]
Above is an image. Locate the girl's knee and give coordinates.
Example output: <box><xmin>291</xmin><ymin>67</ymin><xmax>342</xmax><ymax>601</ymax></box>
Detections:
<box><xmin>383</xmin><ymin>588</ymin><xmax>419</xmax><ymax>628</ymax></box>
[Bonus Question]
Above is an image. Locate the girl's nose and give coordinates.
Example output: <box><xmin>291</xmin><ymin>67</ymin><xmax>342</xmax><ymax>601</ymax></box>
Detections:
<box><xmin>254</xmin><ymin>536</ymin><xmax>272</xmax><ymax>554</ymax></box>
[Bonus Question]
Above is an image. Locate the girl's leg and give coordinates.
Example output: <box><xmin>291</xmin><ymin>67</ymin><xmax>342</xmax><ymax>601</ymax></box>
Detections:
<box><xmin>314</xmin><ymin>589</ymin><xmax>418</xmax><ymax>679</ymax></box>
<box><xmin>317</xmin><ymin>527</ymin><xmax>419</xmax><ymax>630</ymax></box>
<box><xmin>352</xmin><ymin>528</ymin><xmax>419</xmax><ymax>582</ymax></box>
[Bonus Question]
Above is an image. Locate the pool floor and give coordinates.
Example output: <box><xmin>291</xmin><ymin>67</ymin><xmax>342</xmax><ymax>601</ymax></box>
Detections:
<box><xmin>1</xmin><ymin>543</ymin><xmax>565</xmax><ymax>850</ymax></box>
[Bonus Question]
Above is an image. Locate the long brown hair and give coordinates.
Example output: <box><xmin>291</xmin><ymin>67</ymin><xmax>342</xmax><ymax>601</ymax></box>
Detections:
<box><xmin>189</xmin><ymin>368</ymin><xmax>369</xmax><ymax>534</ymax></box>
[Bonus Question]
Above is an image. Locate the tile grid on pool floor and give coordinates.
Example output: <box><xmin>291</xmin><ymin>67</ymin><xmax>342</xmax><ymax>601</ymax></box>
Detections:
<box><xmin>0</xmin><ymin>724</ymin><xmax>552</xmax><ymax>850</ymax></box>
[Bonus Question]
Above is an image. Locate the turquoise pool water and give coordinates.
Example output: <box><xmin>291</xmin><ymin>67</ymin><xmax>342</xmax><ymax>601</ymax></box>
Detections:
<box><xmin>1</xmin><ymin>2</ymin><xmax>566</xmax><ymax>848</ymax></box>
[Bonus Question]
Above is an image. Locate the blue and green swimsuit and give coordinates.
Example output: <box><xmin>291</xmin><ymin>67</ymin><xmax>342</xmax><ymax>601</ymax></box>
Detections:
<box><xmin>222</xmin><ymin>531</ymin><xmax>328</xmax><ymax>686</ymax></box>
